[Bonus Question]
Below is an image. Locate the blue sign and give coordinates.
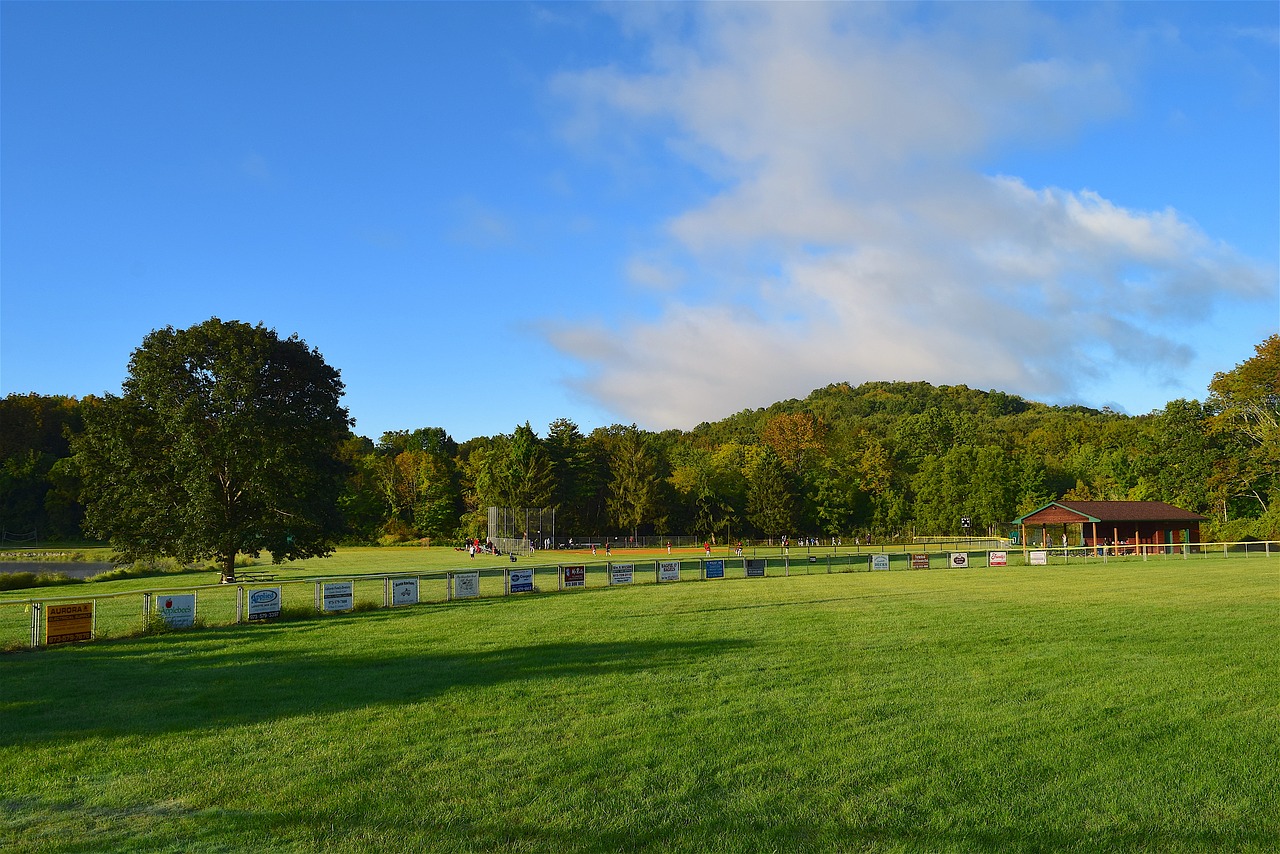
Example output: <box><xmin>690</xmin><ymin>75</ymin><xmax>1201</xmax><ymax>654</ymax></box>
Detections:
<box><xmin>509</xmin><ymin>568</ymin><xmax>534</xmax><ymax>594</ymax></box>
<box><xmin>704</xmin><ymin>559</ymin><xmax>725</xmax><ymax>579</ymax></box>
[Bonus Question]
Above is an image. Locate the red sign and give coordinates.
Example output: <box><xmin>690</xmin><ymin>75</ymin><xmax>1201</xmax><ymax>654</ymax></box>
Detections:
<box><xmin>910</xmin><ymin>553</ymin><xmax>931</xmax><ymax>570</ymax></box>
<box><xmin>562</xmin><ymin>565</ymin><xmax>585</xmax><ymax>588</ymax></box>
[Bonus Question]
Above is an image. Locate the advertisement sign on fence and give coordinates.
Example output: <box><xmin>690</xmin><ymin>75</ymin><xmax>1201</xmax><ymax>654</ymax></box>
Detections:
<box><xmin>704</xmin><ymin>559</ymin><xmax>725</xmax><ymax>579</ymax></box>
<box><xmin>610</xmin><ymin>564</ymin><xmax>634</xmax><ymax>585</ymax></box>
<box><xmin>871</xmin><ymin>554</ymin><xmax>891</xmax><ymax>571</ymax></box>
<box><xmin>745</xmin><ymin>559</ymin><xmax>766</xmax><ymax>578</ymax></box>
<box><xmin>562</xmin><ymin>565</ymin><xmax>586</xmax><ymax>588</ymax></box>
<box><xmin>322</xmin><ymin>581</ymin><xmax>354</xmax><ymax>612</ymax></box>
<box><xmin>988</xmin><ymin>551</ymin><xmax>1008</xmax><ymax>567</ymax></box>
<box><xmin>247</xmin><ymin>587</ymin><xmax>282</xmax><ymax>621</ymax></box>
<box><xmin>949</xmin><ymin>553</ymin><xmax>969</xmax><ymax>568</ymax></box>
<box><xmin>509</xmin><ymin>568</ymin><xmax>534</xmax><ymax>594</ymax></box>
<box><xmin>1029</xmin><ymin>550</ymin><xmax>1048</xmax><ymax>566</ymax></box>
<box><xmin>45</xmin><ymin>602</ymin><xmax>93</xmax><ymax>645</ymax></box>
<box><xmin>658</xmin><ymin>561</ymin><xmax>681</xmax><ymax>583</ymax></box>
<box><xmin>391</xmin><ymin>577</ymin><xmax>419</xmax><ymax>606</ymax></box>
<box><xmin>452</xmin><ymin>572</ymin><xmax>480</xmax><ymax>599</ymax></box>
<box><xmin>910</xmin><ymin>553</ymin><xmax>932</xmax><ymax>570</ymax></box>
<box><xmin>158</xmin><ymin>594</ymin><xmax>196</xmax><ymax>628</ymax></box>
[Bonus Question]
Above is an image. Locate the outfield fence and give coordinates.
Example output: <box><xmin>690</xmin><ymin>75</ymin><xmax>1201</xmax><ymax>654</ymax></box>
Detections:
<box><xmin>2</xmin><ymin>541</ymin><xmax>1275</xmax><ymax>651</ymax></box>
<box><xmin>496</xmin><ymin>536</ymin><xmax>1012</xmax><ymax>554</ymax></box>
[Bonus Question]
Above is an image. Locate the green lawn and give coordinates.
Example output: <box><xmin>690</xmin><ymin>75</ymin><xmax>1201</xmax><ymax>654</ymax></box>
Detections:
<box><xmin>2</xmin><ymin>559</ymin><xmax>1276</xmax><ymax>852</ymax></box>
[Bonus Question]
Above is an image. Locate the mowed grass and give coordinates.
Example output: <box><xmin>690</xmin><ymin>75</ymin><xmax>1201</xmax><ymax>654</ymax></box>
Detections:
<box><xmin>1</xmin><ymin>560</ymin><xmax>1276</xmax><ymax>853</ymax></box>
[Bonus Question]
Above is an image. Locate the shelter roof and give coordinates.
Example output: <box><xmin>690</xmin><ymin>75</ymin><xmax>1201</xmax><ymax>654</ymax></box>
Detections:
<box><xmin>1013</xmin><ymin>501</ymin><xmax>1206</xmax><ymax>525</ymax></box>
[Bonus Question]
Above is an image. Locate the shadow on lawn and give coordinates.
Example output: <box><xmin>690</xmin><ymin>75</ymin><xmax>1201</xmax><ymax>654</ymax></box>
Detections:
<box><xmin>0</xmin><ymin>625</ymin><xmax>752</xmax><ymax>746</ymax></box>
<box><xmin>434</xmin><ymin>813</ymin><xmax>1278</xmax><ymax>854</ymax></box>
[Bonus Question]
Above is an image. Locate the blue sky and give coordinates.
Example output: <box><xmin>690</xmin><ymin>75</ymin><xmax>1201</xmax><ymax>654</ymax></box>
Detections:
<box><xmin>3</xmin><ymin>2</ymin><xmax>1276</xmax><ymax>442</ymax></box>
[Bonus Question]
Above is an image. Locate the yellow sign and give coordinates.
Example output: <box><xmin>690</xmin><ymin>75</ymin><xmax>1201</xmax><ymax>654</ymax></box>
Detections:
<box><xmin>46</xmin><ymin>602</ymin><xmax>94</xmax><ymax>645</ymax></box>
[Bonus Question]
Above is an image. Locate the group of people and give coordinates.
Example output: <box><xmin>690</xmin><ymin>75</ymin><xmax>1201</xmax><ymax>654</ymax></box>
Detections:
<box><xmin>461</xmin><ymin>538</ymin><xmax>498</xmax><ymax>559</ymax></box>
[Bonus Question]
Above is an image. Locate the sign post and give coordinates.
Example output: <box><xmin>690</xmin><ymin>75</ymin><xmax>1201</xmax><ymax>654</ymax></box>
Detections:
<box><xmin>320</xmin><ymin>581</ymin><xmax>354</xmax><ymax>612</ymax></box>
<box><xmin>508</xmin><ymin>567</ymin><xmax>534</xmax><ymax>594</ymax></box>
<box><xmin>157</xmin><ymin>593</ymin><xmax>196</xmax><ymax>628</ymax></box>
<box><xmin>451</xmin><ymin>571</ymin><xmax>480</xmax><ymax>600</ymax></box>
<box><xmin>391</xmin><ymin>577</ymin><xmax>419</xmax><ymax>606</ymax></box>
<box><xmin>561</xmin><ymin>565</ymin><xmax>586</xmax><ymax>589</ymax></box>
<box><xmin>45</xmin><ymin>602</ymin><xmax>94</xmax><ymax>645</ymax></box>
<box><xmin>246</xmin><ymin>587</ymin><xmax>282</xmax><ymax>622</ymax></box>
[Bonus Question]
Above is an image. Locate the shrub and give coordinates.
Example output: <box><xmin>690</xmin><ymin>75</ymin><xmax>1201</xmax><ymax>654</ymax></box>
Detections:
<box><xmin>0</xmin><ymin>571</ymin><xmax>78</xmax><ymax>592</ymax></box>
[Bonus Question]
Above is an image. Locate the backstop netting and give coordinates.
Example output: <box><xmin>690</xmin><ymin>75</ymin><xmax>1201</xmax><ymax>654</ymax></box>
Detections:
<box><xmin>487</xmin><ymin>507</ymin><xmax>557</xmax><ymax>553</ymax></box>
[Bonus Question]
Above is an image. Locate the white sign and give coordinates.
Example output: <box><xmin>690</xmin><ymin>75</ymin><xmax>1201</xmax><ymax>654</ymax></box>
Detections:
<box><xmin>322</xmin><ymin>581</ymin><xmax>354</xmax><ymax>612</ymax></box>
<box><xmin>949</xmin><ymin>553</ymin><xmax>969</xmax><ymax>568</ymax></box>
<box><xmin>610</xmin><ymin>564</ymin><xmax>634</xmax><ymax>585</ymax></box>
<box><xmin>391</xmin><ymin>577</ymin><xmax>419</xmax><ymax>606</ymax></box>
<box><xmin>453</xmin><ymin>572</ymin><xmax>480</xmax><ymax>599</ymax></box>
<box><xmin>658</xmin><ymin>561</ymin><xmax>680</xmax><ymax>583</ymax></box>
<box><xmin>988</xmin><ymin>551</ymin><xmax>1007</xmax><ymax>567</ymax></box>
<box><xmin>158</xmin><ymin>593</ymin><xmax>196</xmax><ymax>628</ymax></box>
<box><xmin>1029</xmin><ymin>550</ymin><xmax>1048</xmax><ymax>566</ymax></box>
<box><xmin>871</xmin><ymin>554</ymin><xmax>891</xmax><ymax>571</ymax></box>
<box><xmin>247</xmin><ymin>587</ymin><xmax>281</xmax><ymax>621</ymax></box>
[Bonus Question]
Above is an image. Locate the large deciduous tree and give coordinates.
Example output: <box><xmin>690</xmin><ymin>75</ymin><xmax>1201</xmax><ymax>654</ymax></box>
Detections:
<box><xmin>1206</xmin><ymin>335</ymin><xmax>1280</xmax><ymax>533</ymax></box>
<box><xmin>73</xmin><ymin>319</ymin><xmax>351</xmax><ymax>581</ymax></box>
<box><xmin>762</xmin><ymin>412</ymin><xmax>826</xmax><ymax>475</ymax></box>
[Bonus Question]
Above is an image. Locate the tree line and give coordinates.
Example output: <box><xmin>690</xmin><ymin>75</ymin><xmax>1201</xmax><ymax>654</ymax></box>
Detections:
<box><xmin>3</xmin><ymin>330</ymin><xmax>1276</xmax><ymax>553</ymax></box>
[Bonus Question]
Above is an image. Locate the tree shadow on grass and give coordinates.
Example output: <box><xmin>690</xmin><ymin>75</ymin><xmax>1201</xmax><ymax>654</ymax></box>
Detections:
<box><xmin>0</xmin><ymin>625</ymin><xmax>753</xmax><ymax>747</ymax></box>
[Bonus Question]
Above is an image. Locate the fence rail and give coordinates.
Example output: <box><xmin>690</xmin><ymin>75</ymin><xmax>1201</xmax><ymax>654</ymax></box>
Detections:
<box><xmin>2</xmin><ymin>541</ymin><xmax>1275</xmax><ymax>651</ymax></box>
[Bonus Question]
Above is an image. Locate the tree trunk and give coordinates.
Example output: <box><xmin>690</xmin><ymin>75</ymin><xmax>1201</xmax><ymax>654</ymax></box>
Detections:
<box><xmin>221</xmin><ymin>551</ymin><xmax>236</xmax><ymax>583</ymax></box>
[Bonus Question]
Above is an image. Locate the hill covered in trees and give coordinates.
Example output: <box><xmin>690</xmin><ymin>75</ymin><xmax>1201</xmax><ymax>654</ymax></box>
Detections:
<box><xmin>3</xmin><ymin>336</ymin><xmax>1276</xmax><ymax>546</ymax></box>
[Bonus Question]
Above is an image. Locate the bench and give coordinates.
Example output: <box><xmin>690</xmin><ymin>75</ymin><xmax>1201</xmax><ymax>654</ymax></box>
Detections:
<box><xmin>235</xmin><ymin>569</ymin><xmax>277</xmax><ymax>583</ymax></box>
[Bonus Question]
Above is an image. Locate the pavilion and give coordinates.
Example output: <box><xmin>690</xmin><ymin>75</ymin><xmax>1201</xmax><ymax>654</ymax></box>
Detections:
<box><xmin>1012</xmin><ymin>500</ymin><xmax>1206</xmax><ymax>551</ymax></box>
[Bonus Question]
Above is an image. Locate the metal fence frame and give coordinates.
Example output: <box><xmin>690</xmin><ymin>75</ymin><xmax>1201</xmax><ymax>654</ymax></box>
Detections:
<box><xmin>3</xmin><ymin>541</ymin><xmax>1275</xmax><ymax>651</ymax></box>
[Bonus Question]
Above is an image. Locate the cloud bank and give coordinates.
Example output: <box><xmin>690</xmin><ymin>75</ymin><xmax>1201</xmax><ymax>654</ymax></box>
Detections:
<box><xmin>550</xmin><ymin>4</ymin><xmax>1272</xmax><ymax>428</ymax></box>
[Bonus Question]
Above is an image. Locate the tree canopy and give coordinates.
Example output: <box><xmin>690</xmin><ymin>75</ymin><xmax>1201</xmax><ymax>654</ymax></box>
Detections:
<box><xmin>73</xmin><ymin>319</ymin><xmax>351</xmax><ymax>580</ymax></box>
<box><xmin>11</xmin><ymin>333</ymin><xmax>1277</xmax><ymax>548</ymax></box>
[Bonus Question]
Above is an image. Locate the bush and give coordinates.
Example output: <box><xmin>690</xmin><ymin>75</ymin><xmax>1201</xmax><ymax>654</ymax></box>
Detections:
<box><xmin>0</xmin><ymin>571</ymin><xmax>78</xmax><ymax>592</ymax></box>
<box><xmin>89</xmin><ymin>557</ymin><xmax>195</xmax><ymax>583</ymax></box>
<box><xmin>378</xmin><ymin>519</ymin><xmax>417</xmax><ymax>545</ymax></box>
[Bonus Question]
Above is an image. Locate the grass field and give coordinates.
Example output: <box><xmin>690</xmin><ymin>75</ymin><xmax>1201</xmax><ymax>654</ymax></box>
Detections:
<box><xmin>2</xmin><ymin>558</ymin><xmax>1276</xmax><ymax>853</ymax></box>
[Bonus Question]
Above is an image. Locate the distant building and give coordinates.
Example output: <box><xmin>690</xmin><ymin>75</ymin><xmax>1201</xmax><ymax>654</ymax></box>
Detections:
<box><xmin>1013</xmin><ymin>501</ymin><xmax>1205</xmax><ymax>550</ymax></box>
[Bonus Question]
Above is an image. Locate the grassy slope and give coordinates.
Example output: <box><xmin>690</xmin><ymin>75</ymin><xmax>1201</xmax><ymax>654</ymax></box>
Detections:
<box><xmin>1</xmin><ymin>560</ymin><xmax>1276</xmax><ymax>853</ymax></box>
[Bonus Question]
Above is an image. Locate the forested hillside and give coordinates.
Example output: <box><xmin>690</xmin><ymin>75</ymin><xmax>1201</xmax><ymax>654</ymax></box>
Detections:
<box><xmin>3</xmin><ymin>336</ymin><xmax>1276</xmax><ymax>545</ymax></box>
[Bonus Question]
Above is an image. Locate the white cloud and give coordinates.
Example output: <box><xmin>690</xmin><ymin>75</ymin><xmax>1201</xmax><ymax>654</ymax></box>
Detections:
<box><xmin>626</xmin><ymin>257</ymin><xmax>684</xmax><ymax>291</ymax></box>
<box><xmin>549</xmin><ymin>4</ymin><xmax>1274</xmax><ymax>428</ymax></box>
